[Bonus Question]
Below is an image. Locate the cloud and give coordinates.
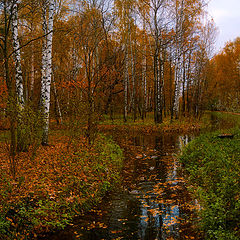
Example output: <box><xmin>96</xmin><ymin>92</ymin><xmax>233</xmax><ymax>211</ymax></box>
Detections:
<box><xmin>208</xmin><ymin>0</ymin><xmax>240</xmax><ymax>51</ymax></box>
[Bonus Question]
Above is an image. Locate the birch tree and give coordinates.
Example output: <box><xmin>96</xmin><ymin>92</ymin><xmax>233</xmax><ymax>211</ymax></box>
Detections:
<box><xmin>147</xmin><ymin>0</ymin><xmax>166</xmax><ymax>123</ymax></box>
<box><xmin>40</xmin><ymin>0</ymin><xmax>54</xmax><ymax>145</ymax></box>
<box><xmin>141</xmin><ymin>27</ymin><xmax>147</xmax><ymax>120</ymax></box>
<box><xmin>114</xmin><ymin>0</ymin><xmax>135</xmax><ymax>122</ymax></box>
<box><xmin>11</xmin><ymin>0</ymin><xmax>24</xmax><ymax>108</ymax></box>
<box><xmin>138</xmin><ymin>0</ymin><xmax>150</xmax><ymax>120</ymax></box>
<box><xmin>172</xmin><ymin>0</ymin><xmax>184</xmax><ymax>119</ymax></box>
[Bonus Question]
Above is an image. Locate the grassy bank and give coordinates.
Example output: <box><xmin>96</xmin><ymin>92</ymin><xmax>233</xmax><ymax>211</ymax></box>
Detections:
<box><xmin>99</xmin><ymin>114</ymin><xmax>205</xmax><ymax>133</ymax></box>
<box><xmin>0</xmin><ymin>133</ymin><xmax>123</xmax><ymax>239</ymax></box>
<box><xmin>179</xmin><ymin>129</ymin><xmax>240</xmax><ymax>239</ymax></box>
<box><xmin>209</xmin><ymin>111</ymin><xmax>240</xmax><ymax>128</ymax></box>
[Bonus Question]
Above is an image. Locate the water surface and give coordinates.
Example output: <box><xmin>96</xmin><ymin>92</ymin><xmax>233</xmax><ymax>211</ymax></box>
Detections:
<box><xmin>46</xmin><ymin>131</ymin><xmax>202</xmax><ymax>240</ymax></box>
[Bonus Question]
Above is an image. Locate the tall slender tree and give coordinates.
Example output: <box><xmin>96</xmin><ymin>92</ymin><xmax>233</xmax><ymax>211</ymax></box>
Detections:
<box><xmin>40</xmin><ymin>0</ymin><xmax>54</xmax><ymax>145</ymax></box>
<box><xmin>11</xmin><ymin>0</ymin><xmax>24</xmax><ymax>108</ymax></box>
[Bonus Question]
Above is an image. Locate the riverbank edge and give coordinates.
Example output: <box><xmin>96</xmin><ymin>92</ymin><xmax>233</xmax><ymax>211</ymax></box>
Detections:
<box><xmin>98</xmin><ymin>119</ymin><xmax>203</xmax><ymax>134</ymax></box>
<box><xmin>178</xmin><ymin>128</ymin><xmax>240</xmax><ymax>239</ymax></box>
<box><xmin>0</xmin><ymin>134</ymin><xmax>124</xmax><ymax>239</ymax></box>
<box><xmin>0</xmin><ymin>112</ymin><xmax>229</xmax><ymax>239</ymax></box>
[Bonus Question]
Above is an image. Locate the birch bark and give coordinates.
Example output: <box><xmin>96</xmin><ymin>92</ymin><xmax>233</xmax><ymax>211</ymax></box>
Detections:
<box><xmin>153</xmin><ymin>6</ymin><xmax>161</xmax><ymax>123</ymax></box>
<box><xmin>129</xmin><ymin>21</ymin><xmax>137</xmax><ymax>121</ymax></box>
<box><xmin>142</xmin><ymin>19</ymin><xmax>147</xmax><ymax>120</ymax></box>
<box><xmin>124</xmin><ymin>40</ymin><xmax>128</xmax><ymax>122</ymax></box>
<box><xmin>123</xmin><ymin>15</ymin><xmax>129</xmax><ymax>122</ymax></box>
<box><xmin>30</xmin><ymin>20</ymin><xmax>35</xmax><ymax>99</ymax></box>
<box><xmin>40</xmin><ymin>0</ymin><xmax>54</xmax><ymax>145</ymax></box>
<box><xmin>52</xmin><ymin>71</ymin><xmax>62</xmax><ymax>124</ymax></box>
<box><xmin>173</xmin><ymin>0</ymin><xmax>184</xmax><ymax>119</ymax></box>
<box><xmin>11</xmin><ymin>0</ymin><xmax>24</xmax><ymax>108</ymax></box>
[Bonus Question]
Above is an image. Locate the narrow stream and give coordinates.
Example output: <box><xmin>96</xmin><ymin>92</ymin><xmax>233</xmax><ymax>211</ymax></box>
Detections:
<box><xmin>46</xmin><ymin>131</ymin><xmax>202</xmax><ymax>240</ymax></box>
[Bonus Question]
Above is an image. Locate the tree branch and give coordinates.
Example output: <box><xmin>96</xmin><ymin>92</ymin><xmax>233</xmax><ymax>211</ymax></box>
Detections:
<box><xmin>7</xmin><ymin>30</ymin><xmax>53</xmax><ymax>59</ymax></box>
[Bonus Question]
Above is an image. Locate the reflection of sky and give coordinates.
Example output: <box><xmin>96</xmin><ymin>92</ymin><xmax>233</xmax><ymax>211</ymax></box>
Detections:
<box><xmin>208</xmin><ymin>0</ymin><xmax>240</xmax><ymax>52</ymax></box>
<box><xmin>137</xmin><ymin>159</ymin><xmax>181</xmax><ymax>239</ymax></box>
<box><xmin>138</xmin><ymin>194</ymin><xmax>180</xmax><ymax>240</ymax></box>
<box><xmin>136</xmin><ymin>134</ymin><xmax>198</xmax><ymax>239</ymax></box>
<box><xmin>135</xmin><ymin>133</ymin><xmax>200</xmax><ymax>240</ymax></box>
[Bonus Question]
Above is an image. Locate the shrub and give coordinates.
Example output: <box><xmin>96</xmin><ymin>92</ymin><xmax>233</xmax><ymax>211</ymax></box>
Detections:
<box><xmin>16</xmin><ymin>104</ymin><xmax>44</xmax><ymax>152</ymax></box>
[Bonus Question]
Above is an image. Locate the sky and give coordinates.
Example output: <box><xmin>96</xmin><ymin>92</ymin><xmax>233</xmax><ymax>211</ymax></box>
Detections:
<box><xmin>208</xmin><ymin>0</ymin><xmax>240</xmax><ymax>53</ymax></box>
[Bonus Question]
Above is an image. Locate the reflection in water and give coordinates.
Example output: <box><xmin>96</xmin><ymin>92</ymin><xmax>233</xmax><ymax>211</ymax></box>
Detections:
<box><xmin>46</xmin><ymin>132</ymin><xmax>201</xmax><ymax>240</ymax></box>
<box><xmin>178</xmin><ymin>135</ymin><xmax>193</xmax><ymax>150</ymax></box>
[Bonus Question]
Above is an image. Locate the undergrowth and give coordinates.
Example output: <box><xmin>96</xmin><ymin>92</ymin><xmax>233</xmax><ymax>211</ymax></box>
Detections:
<box><xmin>179</xmin><ymin>128</ymin><xmax>240</xmax><ymax>239</ymax></box>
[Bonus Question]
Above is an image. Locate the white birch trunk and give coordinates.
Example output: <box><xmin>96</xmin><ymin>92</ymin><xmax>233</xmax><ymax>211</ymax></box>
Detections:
<box><xmin>173</xmin><ymin>50</ymin><xmax>181</xmax><ymax>117</ymax></box>
<box><xmin>41</xmin><ymin>2</ymin><xmax>47</xmax><ymax>104</ymax></box>
<box><xmin>173</xmin><ymin>0</ymin><xmax>184</xmax><ymax>118</ymax></box>
<box><xmin>154</xmin><ymin>14</ymin><xmax>161</xmax><ymax>123</ymax></box>
<box><xmin>40</xmin><ymin>0</ymin><xmax>54</xmax><ymax>145</ymax></box>
<box><xmin>130</xmin><ymin>31</ymin><xmax>135</xmax><ymax>114</ymax></box>
<box><xmin>30</xmin><ymin>21</ymin><xmax>35</xmax><ymax>98</ymax></box>
<box><xmin>142</xmin><ymin>19</ymin><xmax>147</xmax><ymax>118</ymax></box>
<box><xmin>11</xmin><ymin>0</ymin><xmax>24</xmax><ymax>108</ymax></box>
<box><xmin>124</xmin><ymin>41</ymin><xmax>128</xmax><ymax>122</ymax></box>
<box><xmin>30</xmin><ymin>51</ymin><xmax>35</xmax><ymax>95</ymax></box>
<box><xmin>156</xmin><ymin>53</ymin><xmax>161</xmax><ymax>119</ymax></box>
<box><xmin>144</xmin><ymin>45</ymin><xmax>147</xmax><ymax>114</ymax></box>
<box><xmin>52</xmin><ymin>72</ymin><xmax>62</xmax><ymax>124</ymax></box>
<box><xmin>173</xmin><ymin>60</ymin><xmax>181</xmax><ymax>117</ymax></box>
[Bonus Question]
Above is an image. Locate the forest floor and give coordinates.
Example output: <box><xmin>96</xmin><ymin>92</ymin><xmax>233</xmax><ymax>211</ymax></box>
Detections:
<box><xmin>0</xmin><ymin>129</ymin><xmax>123</xmax><ymax>239</ymax></box>
<box><xmin>0</xmin><ymin>111</ymin><xmax>238</xmax><ymax>239</ymax></box>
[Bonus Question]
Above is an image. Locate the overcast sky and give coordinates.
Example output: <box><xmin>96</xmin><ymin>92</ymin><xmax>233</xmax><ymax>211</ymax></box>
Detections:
<box><xmin>208</xmin><ymin>0</ymin><xmax>240</xmax><ymax>53</ymax></box>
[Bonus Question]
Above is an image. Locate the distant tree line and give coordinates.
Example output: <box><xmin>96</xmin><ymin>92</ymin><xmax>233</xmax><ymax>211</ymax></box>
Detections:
<box><xmin>0</xmin><ymin>0</ymin><xmax>217</xmax><ymax>151</ymax></box>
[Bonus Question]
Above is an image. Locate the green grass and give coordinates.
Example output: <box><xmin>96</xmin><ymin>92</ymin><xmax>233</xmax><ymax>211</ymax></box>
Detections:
<box><xmin>179</xmin><ymin>128</ymin><xmax>240</xmax><ymax>239</ymax></box>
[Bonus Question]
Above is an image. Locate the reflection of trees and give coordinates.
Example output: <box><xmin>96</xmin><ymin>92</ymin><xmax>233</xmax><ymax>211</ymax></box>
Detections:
<box><xmin>133</xmin><ymin>135</ymin><xmax>145</xmax><ymax>146</ymax></box>
<box><xmin>102</xmin><ymin>132</ymin><xmax>195</xmax><ymax>239</ymax></box>
<box><xmin>155</xmin><ymin>135</ymin><xmax>164</xmax><ymax>154</ymax></box>
<box><xmin>136</xmin><ymin>191</ymin><xmax>180</xmax><ymax>239</ymax></box>
<box><xmin>104</xmin><ymin>194</ymin><xmax>141</xmax><ymax>239</ymax></box>
<box><xmin>124</xmin><ymin>198</ymin><xmax>142</xmax><ymax>239</ymax></box>
<box><xmin>178</xmin><ymin>135</ymin><xmax>193</xmax><ymax>150</ymax></box>
<box><xmin>155</xmin><ymin>135</ymin><xmax>168</xmax><ymax>182</ymax></box>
